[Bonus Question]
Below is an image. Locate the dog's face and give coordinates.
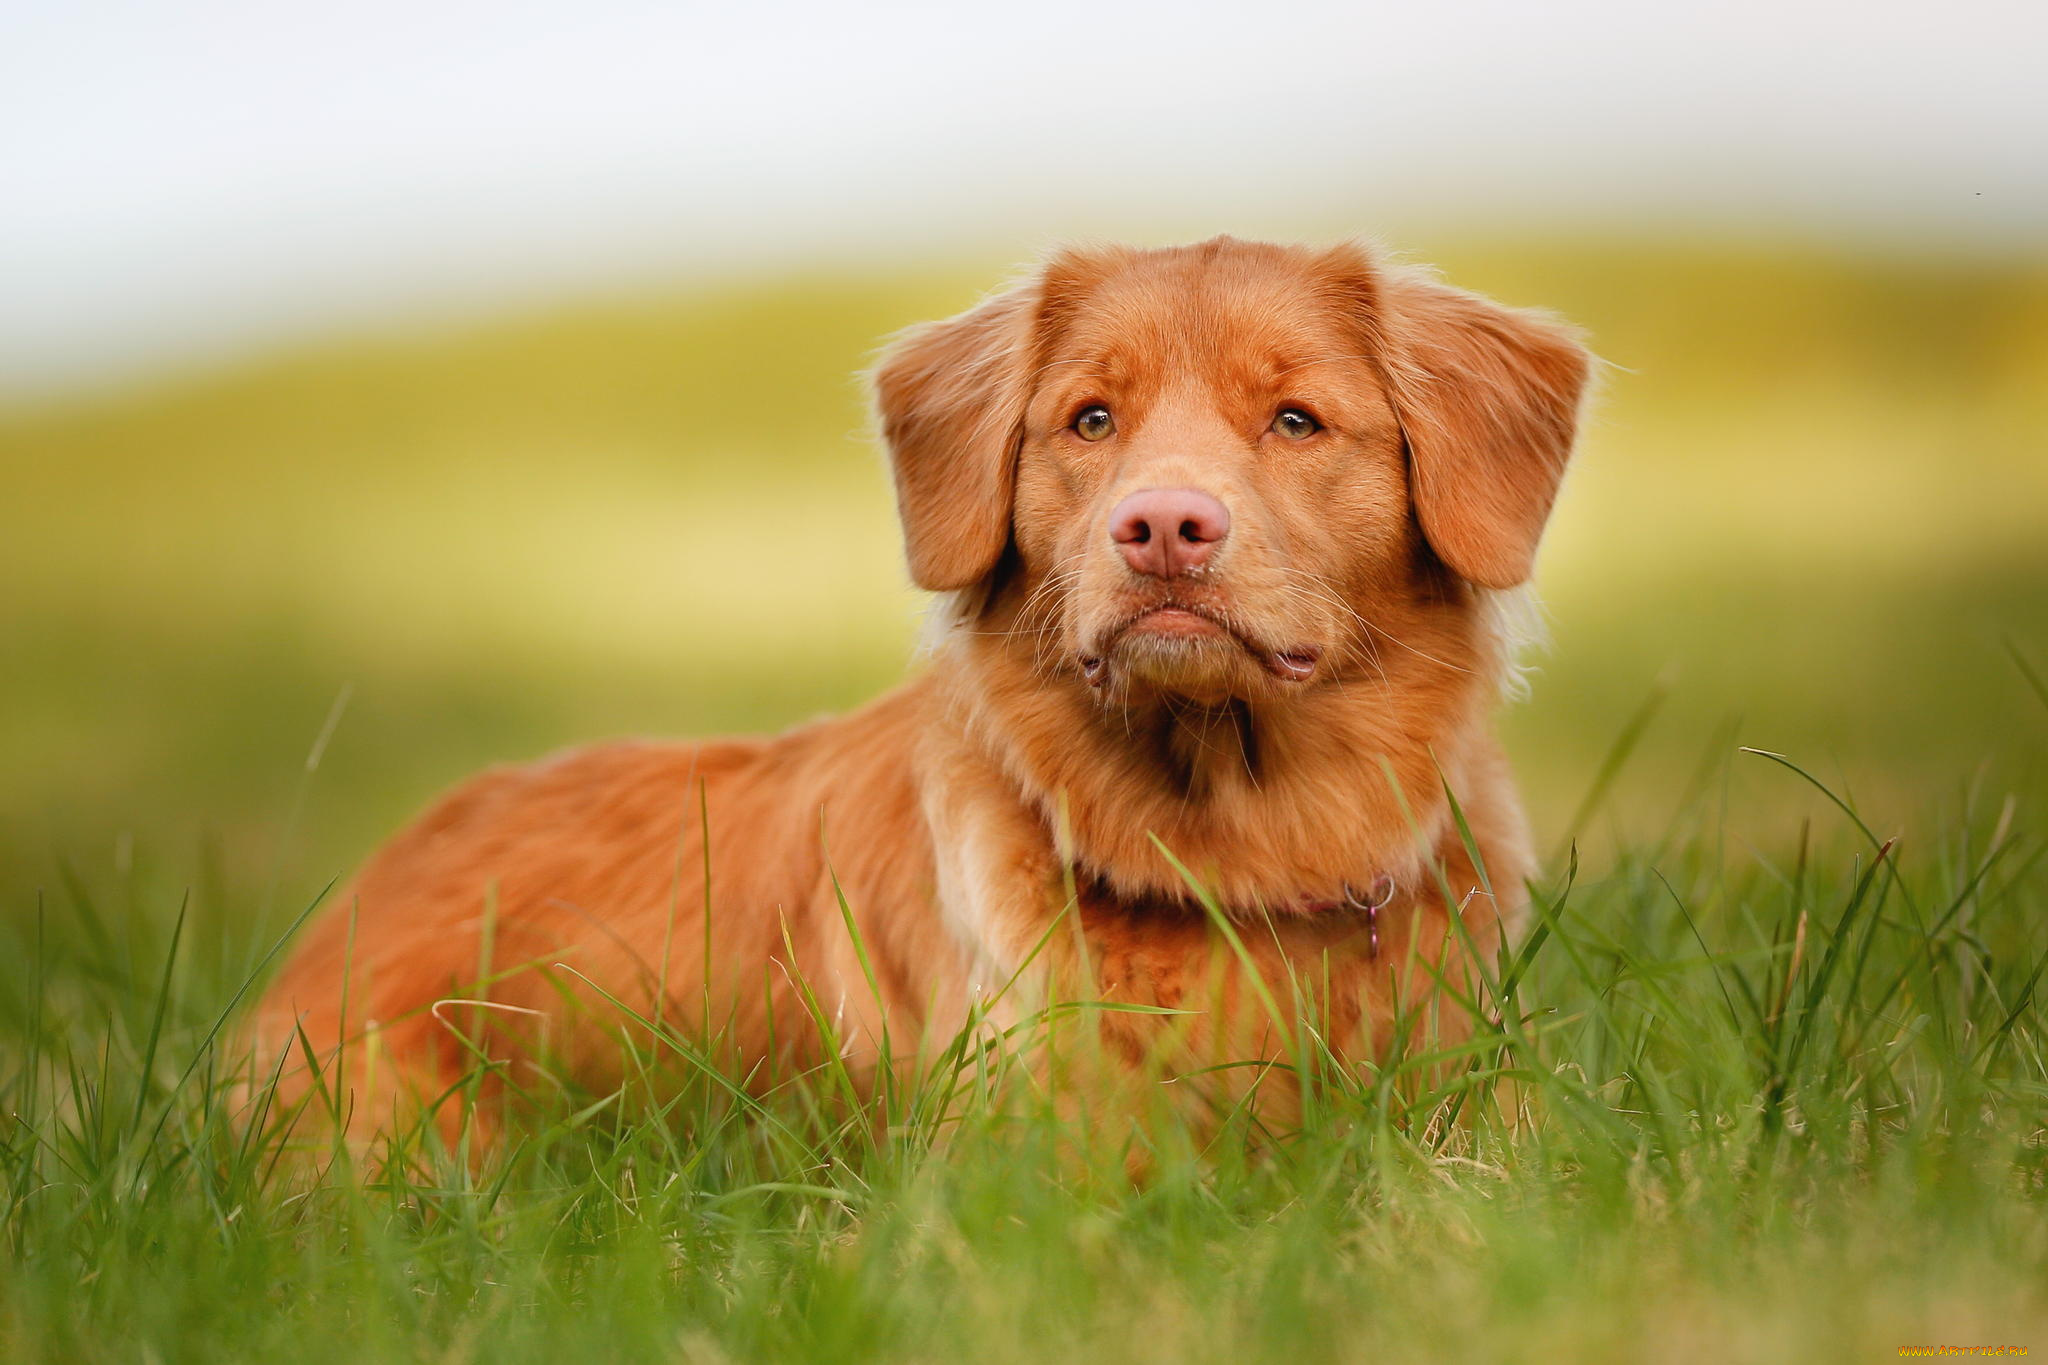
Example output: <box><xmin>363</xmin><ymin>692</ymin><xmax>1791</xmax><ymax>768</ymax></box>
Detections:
<box><xmin>1009</xmin><ymin>247</ymin><xmax>1412</xmax><ymax>703</ymax></box>
<box><xmin>875</xmin><ymin>238</ymin><xmax>1589</xmax><ymax>706</ymax></box>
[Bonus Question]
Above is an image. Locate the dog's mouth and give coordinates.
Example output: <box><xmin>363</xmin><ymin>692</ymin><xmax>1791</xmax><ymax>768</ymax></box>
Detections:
<box><xmin>1081</xmin><ymin>603</ymin><xmax>1323</xmax><ymax>689</ymax></box>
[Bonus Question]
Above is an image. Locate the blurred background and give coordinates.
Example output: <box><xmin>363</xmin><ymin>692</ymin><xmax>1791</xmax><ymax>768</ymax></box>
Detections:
<box><xmin>3</xmin><ymin>0</ymin><xmax>2045</xmax><ymax>922</ymax></box>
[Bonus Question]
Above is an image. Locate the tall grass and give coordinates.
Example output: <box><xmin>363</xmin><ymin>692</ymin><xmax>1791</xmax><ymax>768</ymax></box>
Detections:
<box><xmin>5</xmin><ymin>240</ymin><xmax>2045</xmax><ymax>1357</ymax></box>
<box><xmin>4</xmin><ymin>720</ymin><xmax>2045</xmax><ymax>1362</ymax></box>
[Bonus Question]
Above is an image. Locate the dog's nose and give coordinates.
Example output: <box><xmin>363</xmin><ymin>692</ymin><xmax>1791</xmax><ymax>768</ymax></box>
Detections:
<box><xmin>1108</xmin><ymin>488</ymin><xmax>1232</xmax><ymax>578</ymax></box>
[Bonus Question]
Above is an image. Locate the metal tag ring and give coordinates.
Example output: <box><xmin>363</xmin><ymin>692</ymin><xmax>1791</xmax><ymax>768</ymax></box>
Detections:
<box><xmin>1342</xmin><ymin>874</ymin><xmax>1396</xmax><ymax>915</ymax></box>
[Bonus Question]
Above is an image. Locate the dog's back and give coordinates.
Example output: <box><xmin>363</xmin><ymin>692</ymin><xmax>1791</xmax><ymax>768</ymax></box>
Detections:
<box><xmin>250</xmin><ymin>685</ymin><xmax>959</xmax><ymax>1142</ymax></box>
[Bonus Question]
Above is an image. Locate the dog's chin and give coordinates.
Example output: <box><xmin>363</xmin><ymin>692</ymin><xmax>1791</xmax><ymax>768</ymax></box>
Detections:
<box><xmin>1085</xmin><ymin>608</ymin><xmax>1321</xmax><ymax>703</ymax></box>
<box><xmin>1112</xmin><ymin>629</ymin><xmax>1249</xmax><ymax>702</ymax></box>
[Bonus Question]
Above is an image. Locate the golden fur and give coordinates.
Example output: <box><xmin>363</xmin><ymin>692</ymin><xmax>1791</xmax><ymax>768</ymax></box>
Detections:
<box><xmin>249</xmin><ymin>236</ymin><xmax>1592</xmax><ymax>1147</ymax></box>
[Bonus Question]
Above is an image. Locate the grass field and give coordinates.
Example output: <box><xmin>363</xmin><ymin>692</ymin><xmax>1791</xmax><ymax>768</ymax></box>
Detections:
<box><xmin>4</xmin><ymin>236</ymin><xmax>2047</xmax><ymax>1360</ymax></box>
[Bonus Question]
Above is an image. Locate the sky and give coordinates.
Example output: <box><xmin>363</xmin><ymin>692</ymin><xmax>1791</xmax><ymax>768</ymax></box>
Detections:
<box><xmin>3</xmin><ymin>0</ymin><xmax>2044</xmax><ymax>395</ymax></box>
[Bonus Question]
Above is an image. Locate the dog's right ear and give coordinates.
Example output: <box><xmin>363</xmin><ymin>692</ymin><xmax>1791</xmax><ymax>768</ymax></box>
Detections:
<box><xmin>871</xmin><ymin>282</ymin><xmax>1039</xmax><ymax>592</ymax></box>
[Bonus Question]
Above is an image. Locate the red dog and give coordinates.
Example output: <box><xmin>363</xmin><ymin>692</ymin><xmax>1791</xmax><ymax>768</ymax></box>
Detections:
<box><xmin>251</xmin><ymin>236</ymin><xmax>1591</xmax><ymax>1145</ymax></box>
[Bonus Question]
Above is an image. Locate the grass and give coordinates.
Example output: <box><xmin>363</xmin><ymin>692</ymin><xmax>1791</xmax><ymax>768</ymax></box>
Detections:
<box><xmin>4</xmin><ymin>716</ymin><xmax>2046</xmax><ymax>1362</ymax></box>
<box><xmin>4</xmin><ymin>235</ymin><xmax>2047</xmax><ymax>1359</ymax></box>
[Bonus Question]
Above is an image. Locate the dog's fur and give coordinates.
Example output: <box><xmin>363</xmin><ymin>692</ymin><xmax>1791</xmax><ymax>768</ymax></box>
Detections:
<box><xmin>250</xmin><ymin>236</ymin><xmax>1591</xmax><ymax>1145</ymax></box>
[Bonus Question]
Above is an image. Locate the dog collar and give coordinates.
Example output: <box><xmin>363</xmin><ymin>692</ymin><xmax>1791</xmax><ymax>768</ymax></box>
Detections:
<box><xmin>1287</xmin><ymin>874</ymin><xmax>1396</xmax><ymax>956</ymax></box>
<box><xmin>1079</xmin><ymin>870</ymin><xmax>1397</xmax><ymax>958</ymax></box>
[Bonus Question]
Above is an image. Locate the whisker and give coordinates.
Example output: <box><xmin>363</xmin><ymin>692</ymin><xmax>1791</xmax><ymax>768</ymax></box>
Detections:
<box><xmin>1275</xmin><ymin>566</ymin><xmax>1471</xmax><ymax>677</ymax></box>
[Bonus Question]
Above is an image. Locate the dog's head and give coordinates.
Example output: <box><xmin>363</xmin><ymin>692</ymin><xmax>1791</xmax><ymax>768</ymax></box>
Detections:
<box><xmin>873</xmin><ymin>237</ymin><xmax>1590</xmax><ymax>705</ymax></box>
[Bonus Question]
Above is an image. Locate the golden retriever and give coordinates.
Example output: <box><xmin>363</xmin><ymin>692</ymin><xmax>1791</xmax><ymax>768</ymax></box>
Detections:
<box><xmin>249</xmin><ymin>236</ymin><xmax>1591</xmax><ymax>1148</ymax></box>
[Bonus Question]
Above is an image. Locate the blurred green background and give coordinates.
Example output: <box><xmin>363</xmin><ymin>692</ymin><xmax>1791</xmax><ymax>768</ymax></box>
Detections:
<box><xmin>4</xmin><ymin>234</ymin><xmax>2046</xmax><ymax>923</ymax></box>
<box><xmin>5</xmin><ymin>12</ymin><xmax>2047</xmax><ymax>1362</ymax></box>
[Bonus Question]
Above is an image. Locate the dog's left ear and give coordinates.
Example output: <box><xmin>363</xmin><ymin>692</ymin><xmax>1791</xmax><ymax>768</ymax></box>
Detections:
<box><xmin>1374</xmin><ymin>268</ymin><xmax>1592</xmax><ymax>590</ymax></box>
<box><xmin>871</xmin><ymin>282</ymin><xmax>1038</xmax><ymax>592</ymax></box>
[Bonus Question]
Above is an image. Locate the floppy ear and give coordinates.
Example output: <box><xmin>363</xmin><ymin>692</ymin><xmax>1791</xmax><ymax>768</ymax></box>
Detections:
<box><xmin>1377</xmin><ymin>270</ymin><xmax>1592</xmax><ymax>589</ymax></box>
<box><xmin>871</xmin><ymin>282</ymin><xmax>1039</xmax><ymax>592</ymax></box>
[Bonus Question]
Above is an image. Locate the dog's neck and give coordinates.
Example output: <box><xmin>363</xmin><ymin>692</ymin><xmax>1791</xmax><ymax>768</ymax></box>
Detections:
<box><xmin>937</xmin><ymin>580</ymin><xmax>1502</xmax><ymax>911</ymax></box>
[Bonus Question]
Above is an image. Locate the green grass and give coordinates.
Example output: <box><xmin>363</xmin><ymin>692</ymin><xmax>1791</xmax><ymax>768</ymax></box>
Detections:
<box><xmin>4</xmin><ymin>236</ymin><xmax>2047</xmax><ymax>1360</ymax></box>
<box><xmin>4</xmin><ymin>722</ymin><xmax>2046</xmax><ymax>1362</ymax></box>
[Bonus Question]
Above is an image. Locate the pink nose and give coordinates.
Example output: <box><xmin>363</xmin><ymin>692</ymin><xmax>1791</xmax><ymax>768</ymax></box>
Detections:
<box><xmin>1108</xmin><ymin>487</ymin><xmax>1232</xmax><ymax>578</ymax></box>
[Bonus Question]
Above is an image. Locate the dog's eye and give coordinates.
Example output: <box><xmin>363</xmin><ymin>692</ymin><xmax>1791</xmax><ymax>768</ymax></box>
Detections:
<box><xmin>1073</xmin><ymin>406</ymin><xmax>1116</xmax><ymax>441</ymax></box>
<box><xmin>1271</xmin><ymin>409</ymin><xmax>1320</xmax><ymax>440</ymax></box>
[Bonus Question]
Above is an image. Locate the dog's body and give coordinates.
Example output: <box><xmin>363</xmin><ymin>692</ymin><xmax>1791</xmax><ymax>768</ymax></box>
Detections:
<box><xmin>252</xmin><ymin>237</ymin><xmax>1590</xmax><ymax>1143</ymax></box>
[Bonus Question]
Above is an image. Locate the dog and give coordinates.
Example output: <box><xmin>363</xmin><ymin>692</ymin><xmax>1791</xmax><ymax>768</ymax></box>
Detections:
<box><xmin>249</xmin><ymin>236</ymin><xmax>1591</xmax><ymax>1150</ymax></box>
